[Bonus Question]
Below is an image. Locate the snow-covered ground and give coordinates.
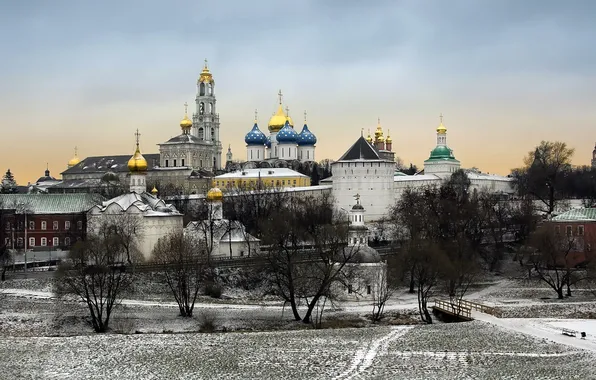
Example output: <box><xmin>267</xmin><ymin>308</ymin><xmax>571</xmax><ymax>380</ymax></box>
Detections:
<box><xmin>3</xmin><ymin>273</ymin><xmax>596</xmax><ymax>378</ymax></box>
<box><xmin>1</xmin><ymin>323</ymin><xmax>595</xmax><ymax>379</ymax></box>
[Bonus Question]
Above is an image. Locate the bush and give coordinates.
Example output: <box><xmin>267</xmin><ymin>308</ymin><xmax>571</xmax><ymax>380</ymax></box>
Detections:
<box><xmin>205</xmin><ymin>283</ymin><xmax>222</xmax><ymax>299</ymax></box>
<box><xmin>198</xmin><ymin>310</ymin><xmax>218</xmax><ymax>333</ymax></box>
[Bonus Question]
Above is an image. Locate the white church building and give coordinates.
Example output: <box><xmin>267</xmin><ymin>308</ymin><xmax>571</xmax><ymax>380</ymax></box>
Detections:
<box><xmin>87</xmin><ymin>131</ymin><xmax>183</xmax><ymax>260</ymax></box>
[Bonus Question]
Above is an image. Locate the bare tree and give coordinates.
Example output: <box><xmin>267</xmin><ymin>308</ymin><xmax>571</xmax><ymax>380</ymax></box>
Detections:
<box><xmin>151</xmin><ymin>231</ymin><xmax>207</xmax><ymax>317</ymax></box>
<box><xmin>90</xmin><ymin>213</ymin><xmax>143</xmax><ymax>265</ymax></box>
<box><xmin>512</xmin><ymin>141</ymin><xmax>574</xmax><ymax>217</ymax></box>
<box><xmin>371</xmin><ymin>268</ymin><xmax>394</xmax><ymax>322</ymax></box>
<box><xmin>54</xmin><ymin>231</ymin><xmax>135</xmax><ymax>333</ymax></box>
<box><xmin>410</xmin><ymin>239</ymin><xmax>446</xmax><ymax>324</ymax></box>
<box><xmin>478</xmin><ymin>191</ymin><xmax>513</xmax><ymax>271</ymax></box>
<box><xmin>528</xmin><ymin>224</ymin><xmax>586</xmax><ymax>299</ymax></box>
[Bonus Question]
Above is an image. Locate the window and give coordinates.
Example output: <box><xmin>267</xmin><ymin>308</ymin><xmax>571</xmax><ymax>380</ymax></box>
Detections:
<box><xmin>77</xmin><ymin>221</ymin><xmax>83</xmax><ymax>230</ymax></box>
<box><xmin>174</xmin><ymin>159</ymin><xmax>177</xmax><ymax>167</ymax></box>
<box><xmin>53</xmin><ymin>221</ymin><xmax>59</xmax><ymax>230</ymax></box>
<box><xmin>53</xmin><ymin>237</ymin><xmax>59</xmax><ymax>246</ymax></box>
<box><xmin>65</xmin><ymin>221</ymin><xmax>71</xmax><ymax>230</ymax></box>
<box><xmin>367</xmin><ymin>285</ymin><xmax>372</xmax><ymax>295</ymax></box>
<box><xmin>578</xmin><ymin>225</ymin><xmax>585</xmax><ymax>236</ymax></box>
<box><xmin>29</xmin><ymin>221</ymin><xmax>35</xmax><ymax>230</ymax></box>
<box><xmin>29</xmin><ymin>237</ymin><xmax>35</xmax><ymax>247</ymax></box>
<box><xmin>65</xmin><ymin>237</ymin><xmax>71</xmax><ymax>246</ymax></box>
<box><xmin>165</xmin><ymin>159</ymin><xmax>169</xmax><ymax>167</ymax></box>
<box><xmin>566</xmin><ymin>225</ymin><xmax>573</xmax><ymax>236</ymax></box>
<box><xmin>240</xmin><ymin>250</ymin><xmax>244</xmax><ymax>257</ymax></box>
<box><xmin>41</xmin><ymin>221</ymin><xmax>47</xmax><ymax>230</ymax></box>
<box><xmin>41</xmin><ymin>237</ymin><xmax>47</xmax><ymax>246</ymax></box>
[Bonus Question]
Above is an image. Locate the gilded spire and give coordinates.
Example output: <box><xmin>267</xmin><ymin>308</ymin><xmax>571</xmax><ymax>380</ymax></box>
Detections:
<box><xmin>68</xmin><ymin>146</ymin><xmax>81</xmax><ymax>168</ymax></box>
<box><xmin>180</xmin><ymin>102</ymin><xmax>192</xmax><ymax>131</ymax></box>
<box><xmin>128</xmin><ymin>129</ymin><xmax>148</xmax><ymax>172</ymax></box>
<box><xmin>437</xmin><ymin>113</ymin><xmax>447</xmax><ymax>134</ymax></box>
<box><xmin>199</xmin><ymin>59</ymin><xmax>213</xmax><ymax>83</ymax></box>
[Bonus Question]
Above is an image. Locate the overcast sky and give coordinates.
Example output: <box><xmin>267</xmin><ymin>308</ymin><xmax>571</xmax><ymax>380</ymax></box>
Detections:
<box><xmin>1</xmin><ymin>0</ymin><xmax>595</xmax><ymax>183</ymax></box>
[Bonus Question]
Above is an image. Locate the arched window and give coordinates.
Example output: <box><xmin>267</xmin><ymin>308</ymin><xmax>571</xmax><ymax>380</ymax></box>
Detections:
<box><xmin>207</xmin><ymin>84</ymin><xmax>212</xmax><ymax>95</ymax></box>
<box><xmin>199</xmin><ymin>83</ymin><xmax>205</xmax><ymax>96</ymax></box>
<box><xmin>199</xmin><ymin>102</ymin><xmax>205</xmax><ymax>115</ymax></box>
<box><xmin>211</xmin><ymin>129</ymin><xmax>215</xmax><ymax>140</ymax></box>
<box><xmin>198</xmin><ymin>128</ymin><xmax>204</xmax><ymax>140</ymax></box>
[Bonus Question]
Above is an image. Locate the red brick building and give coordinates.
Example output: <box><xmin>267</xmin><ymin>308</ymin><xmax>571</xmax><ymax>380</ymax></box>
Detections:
<box><xmin>0</xmin><ymin>194</ymin><xmax>103</xmax><ymax>251</ymax></box>
<box><xmin>549</xmin><ymin>208</ymin><xmax>596</xmax><ymax>267</ymax></box>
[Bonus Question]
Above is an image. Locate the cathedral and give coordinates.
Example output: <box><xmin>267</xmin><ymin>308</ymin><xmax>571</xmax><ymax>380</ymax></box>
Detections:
<box><xmin>243</xmin><ymin>91</ymin><xmax>318</xmax><ymax>168</ymax></box>
<box><xmin>57</xmin><ymin>61</ymin><xmax>223</xmax><ymax>195</ymax></box>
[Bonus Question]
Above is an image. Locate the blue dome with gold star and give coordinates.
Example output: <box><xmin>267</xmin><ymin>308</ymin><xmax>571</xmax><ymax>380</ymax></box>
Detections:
<box><xmin>276</xmin><ymin>121</ymin><xmax>298</xmax><ymax>143</ymax></box>
<box><xmin>244</xmin><ymin>123</ymin><xmax>267</xmax><ymax>145</ymax></box>
<box><xmin>297</xmin><ymin>124</ymin><xmax>317</xmax><ymax>146</ymax></box>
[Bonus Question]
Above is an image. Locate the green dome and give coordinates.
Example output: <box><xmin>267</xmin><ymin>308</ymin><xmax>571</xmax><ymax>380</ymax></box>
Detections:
<box><xmin>428</xmin><ymin>145</ymin><xmax>455</xmax><ymax>160</ymax></box>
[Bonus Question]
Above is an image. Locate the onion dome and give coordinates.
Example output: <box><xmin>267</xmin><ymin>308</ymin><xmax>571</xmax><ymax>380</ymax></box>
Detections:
<box><xmin>206</xmin><ymin>187</ymin><xmax>223</xmax><ymax>202</ymax></box>
<box><xmin>245</xmin><ymin>122</ymin><xmax>267</xmax><ymax>145</ymax></box>
<box><xmin>429</xmin><ymin>145</ymin><xmax>455</xmax><ymax>160</ymax></box>
<box><xmin>386</xmin><ymin>129</ymin><xmax>392</xmax><ymax>144</ymax></box>
<box><xmin>265</xmin><ymin>136</ymin><xmax>272</xmax><ymax>148</ymax></box>
<box><xmin>198</xmin><ymin>59</ymin><xmax>213</xmax><ymax>83</ymax></box>
<box><xmin>68</xmin><ymin>147</ymin><xmax>81</xmax><ymax>168</ymax></box>
<box><xmin>374</xmin><ymin>118</ymin><xmax>384</xmax><ymax>139</ymax></box>
<box><xmin>151</xmin><ymin>186</ymin><xmax>158</xmax><ymax>195</ymax></box>
<box><xmin>276</xmin><ymin>121</ymin><xmax>298</xmax><ymax>143</ymax></box>
<box><xmin>437</xmin><ymin>121</ymin><xmax>447</xmax><ymax>134</ymax></box>
<box><xmin>365</xmin><ymin>130</ymin><xmax>373</xmax><ymax>144</ymax></box>
<box><xmin>180</xmin><ymin>115</ymin><xmax>192</xmax><ymax>131</ymax></box>
<box><xmin>127</xmin><ymin>130</ymin><xmax>148</xmax><ymax>172</ymax></box>
<box><xmin>297</xmin><ymin>124</ymin><xmax>317</xmax><ymax>146</ymax></box>
<box><xmin>268</xmin><ymin>104</ymin><xmax>287</xmax><ymax>133</ymax></box>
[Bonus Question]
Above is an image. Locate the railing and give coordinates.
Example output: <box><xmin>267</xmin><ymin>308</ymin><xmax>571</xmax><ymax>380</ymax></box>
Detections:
<box><xmin>433</xmin><ymin>299</ymin><xmax>472</xmax><ymax>319</ymax></box>
<box><xmin>456</xmin><ymin>299</ymin><xmax>498</xmax><ymax>316</ymax></box>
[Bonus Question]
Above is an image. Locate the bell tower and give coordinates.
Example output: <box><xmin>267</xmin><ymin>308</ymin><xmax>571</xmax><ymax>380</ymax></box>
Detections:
<box><xmin>193</xmin><ymin>59</ymin><xmax>222</xmax><ymax>170</ymax></box>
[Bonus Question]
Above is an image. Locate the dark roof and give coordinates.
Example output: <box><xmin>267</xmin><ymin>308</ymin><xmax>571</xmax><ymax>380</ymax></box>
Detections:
<box><xmin>338</xmin><ymin>136</ymin><xmax>381</xmax><ymax>161</ymax></box>
<box><xmin>47</xmin><ymin>178</ymin><xmax>102</xmax><ymax>189</ymax></box>
<box><xmin>62</xmin><ymin>154</ymin><xmax>160</xmax><ymax>175</ymax></box>
<box><xmin>162</xmin><ymin>134</ymin><xmax>202</xmax><ymax>144</ymax></box>
<box><xmin>0</xmin><ymin>193</ymin><xmax>104</xmax><ymax>214</ymax></box>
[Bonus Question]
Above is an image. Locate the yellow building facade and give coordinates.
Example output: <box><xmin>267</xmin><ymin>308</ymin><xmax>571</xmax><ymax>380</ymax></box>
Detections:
<box><xmin>213</xmin><ymin>168</ymin><xmax>310</xmax><ymax>190</ymax></box>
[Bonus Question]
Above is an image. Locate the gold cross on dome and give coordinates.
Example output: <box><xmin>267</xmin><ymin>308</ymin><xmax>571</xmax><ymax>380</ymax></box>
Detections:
<box><xmin>285</xmin><ymin>105</ymin><xmax>290</xmax><ymax>116</ymax></box>
<box><xmin>440</xmin><ymin>113</ymin><xmax>443</xmax><ymax>123</ymax></box>
<box><xmin>254</xmin><ymin>109</ymin><xmax>258</xmax><ymax>122</ymax></box>
<box><xmin>278</xmin><ymin>89</ymin><xmax>283</xmax><ymax>104</ymax></box>
<box><xmin>184</xmin><ymin>102</ymin><xmax>188</xmax><ymax>115</ymax></box>
<box><xmin>354</xmin><ymin>193</ymin><xmax>360</xmax><ymax>203</ymax></box>
<box><xmin>304</xmin><ymin>110</ymin><xmax>307</xmax><ymax>122</ymax></box>
<box><xmin>134</xmin><ymin>129</ymin><xmax>141</xmax><ymax>146</ymax></box>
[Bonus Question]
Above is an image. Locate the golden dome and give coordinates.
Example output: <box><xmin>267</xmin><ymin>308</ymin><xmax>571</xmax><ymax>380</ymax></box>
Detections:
<box><xmin>128</xmin><ymin>147</ymin><xmax>148</xmax><ymax>172</ymax></box>
<box><xmin>151</xmin><ymin>186</ymin><xmax>158</xmax><ymax>195</ymax></box>
<box><xmin>198</xmin><ymin>59</ymin><xmax>213</xmax><ymax>83</ymax></box>
<box><xmin>385</xmin><ymin>129</ymin><xmax>392</xmax><ymax>143</ymax></box>
<box><xmin>180</xmin><ymin>115</ymin><xmax>192</xmax><ymax>130</ymax></box>
<box><xmin>377</xmin><ymin>136</ymin><xmax>385</xmax><ymax>143</ymax></box>
<box><xmin>268</xmin><ymin>104</ymin><xmax>287</xmax><ymax>132</ymax></box>
<box><xmin>436</xmin><ymin>122</ymin><xmax>447</xmax><ymax>134</ymax></box>
<box><xmin>68</xmin><ymin>147</ymin><xmax>81</xmax><ymax>168</ymax></box>
<box><xmin>374</xmin><ymin>118</ymin><xmax>383</xmax><ymax>139</ymax></box>
<box><xmin>206</xmin><ymin>187</ymin><xmax>223</xmax><ymax>202</ymax></box>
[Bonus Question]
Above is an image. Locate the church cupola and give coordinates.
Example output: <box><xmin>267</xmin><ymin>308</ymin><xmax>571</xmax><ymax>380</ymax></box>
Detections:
<box><xmin>276</xmin><ymin>120</ymin><xmax>298</xmax><ymax>160</ymax></box>
<box><xmin>268</xmin><ymin>90</ymin><xmax>287</xmax><ymax>133</ymax></box>
<box><xmin>385</xmin><ymin>129</ymin><xmax>392</xmax><ymax>152</ymax></box>
<box><xmin>424</xmin><ymin>114</ymin><xmax>461</xmax><ymax>177</ymax></box>
<box><xmin>206</xmin><ymin>187</ymin><xmax>223</xmax><ymax>220</ymax></box>
<box><xmin>226</xmin><ymin>145</ymin><xmax>233</xmax><ymax>163</ymax></box>
<box><xmin>297</xmin><ymin>111</ymin><xmax>317</xmax><ymax>162</ymax></box>
<box><xmin>128</xmin><ymin>129</ymin><xmax>148</xmax><ymax>193</ymax></box>
<box><xmin>374</xmin><ymin>118</ymin><xmax>385</xmax><ymax>151</ymax></box>
<box><xmin>246</xmin><ymin>110</ymin><xmax>267</xmax><ymax>162</ymax></box>
<box><xmin>348</xmin><ymin>194</ymin><xmax>367</xmax><ymax>247</ymax></box>
<box><xmin>180</xmin><ymin>102</ymin><xmax>193</xmax><ymax>134</ymax></box>
<box><xmin>68</xmin><ymin>147</ymin><xmax>81</xmax><ymax>168</ymax></box>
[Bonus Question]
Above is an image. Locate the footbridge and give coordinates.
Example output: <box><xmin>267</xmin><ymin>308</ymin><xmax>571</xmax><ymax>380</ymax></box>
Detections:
<box><xmin>432</xmin><ymin>299</ymin><xmax>500</xmax><ymax>322</ymax></box>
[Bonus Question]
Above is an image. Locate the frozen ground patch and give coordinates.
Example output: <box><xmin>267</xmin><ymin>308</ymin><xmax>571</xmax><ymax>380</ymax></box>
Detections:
<box><xmin>2</xmin><ymin>323</ymin><xmax>596</xmax><ymax>380</ymax></box>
